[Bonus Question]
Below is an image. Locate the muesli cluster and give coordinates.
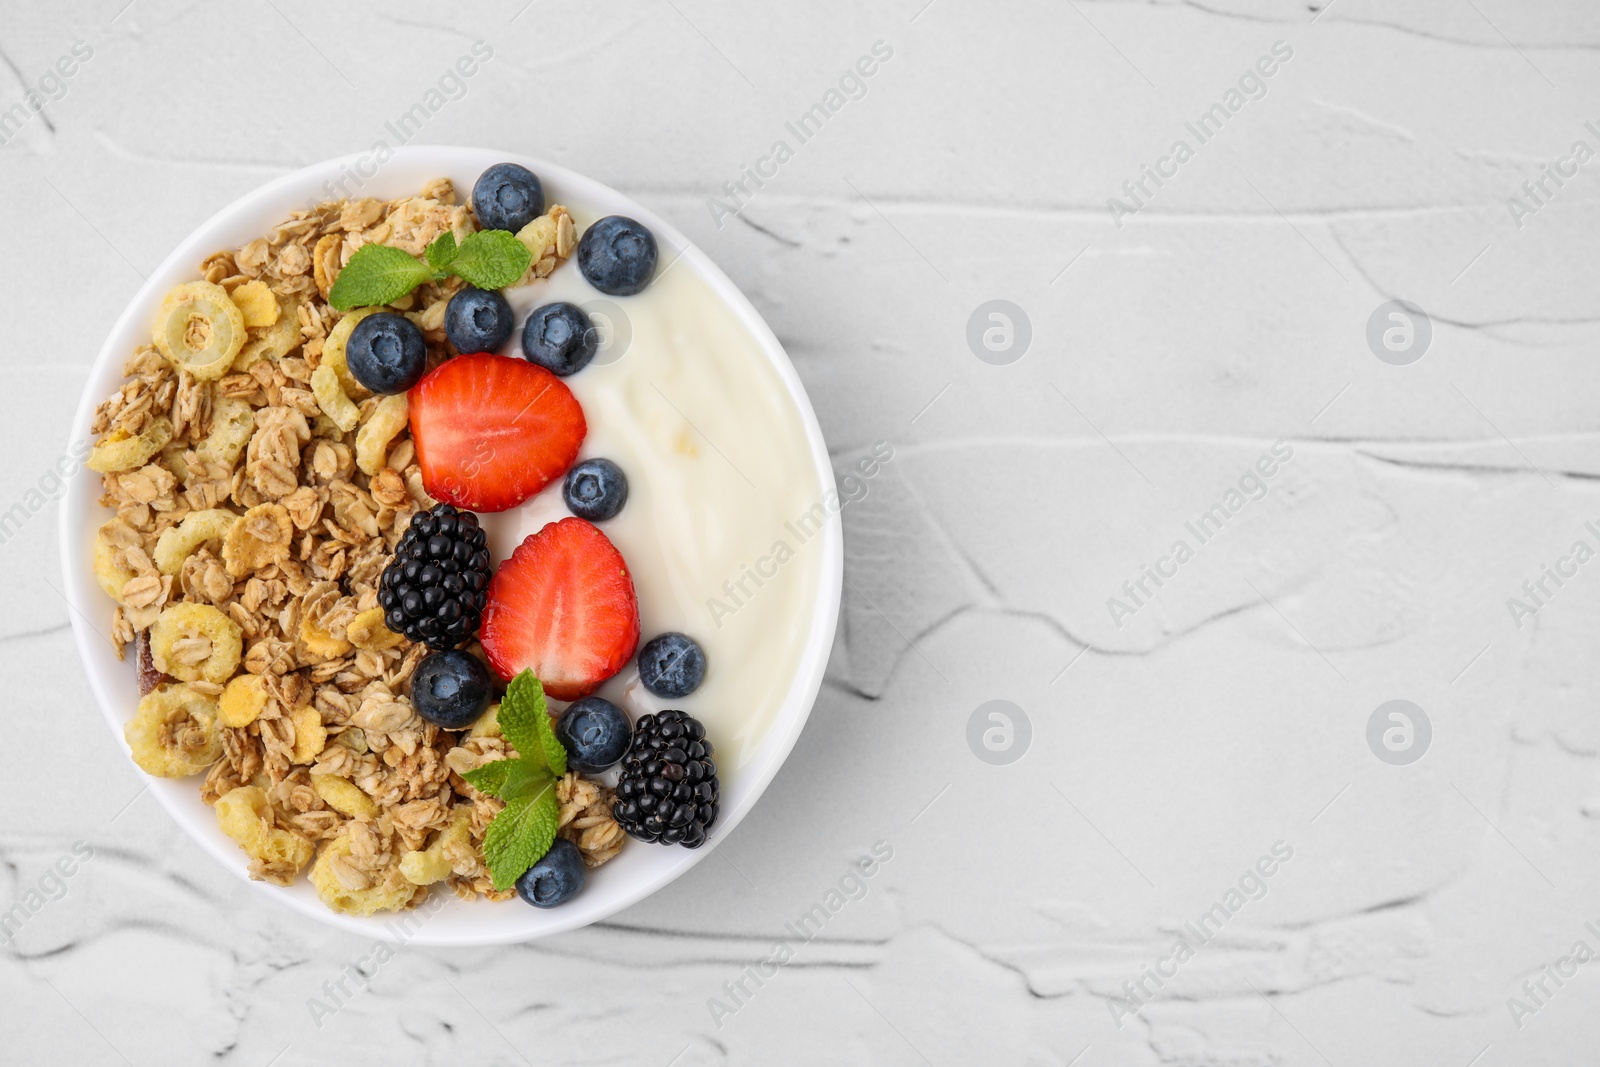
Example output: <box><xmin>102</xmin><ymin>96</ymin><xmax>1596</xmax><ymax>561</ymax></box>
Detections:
<box><xmin>85</xmin><ymin>168</ymin><xmax>703</xmax><ymax>916</ymax></box>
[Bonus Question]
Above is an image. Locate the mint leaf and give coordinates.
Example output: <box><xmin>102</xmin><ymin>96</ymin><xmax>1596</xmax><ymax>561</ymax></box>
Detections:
<box><xmin>447</xmin><ymin>230</ymin><xmax>532</xmax><ymax>290</ymax></box>
<box><xmin>461</xmin><ymin>758</ymin><xmax>518</xmax><ymax>799</ymax></box>
<box><xmin>483</xmin><ymin>778</ymin><xmax>559</xmax><ymax>890</ymax></box>
<box><xmin>534</xmin><ymin>697</ymin><xmax>567</xmax><ymax>777</ymax></box>
<box><xmin>496</xmin><ymin>670</ymin><xmax>547</xmax><ymax>765</ymax></box>
<box><xmin>328</xmin><ymin>243</ymin><xmax>433</xmax><ymax>311</ymax></box>
<box><xmin>425</xmin><ymin>231</ymin><xmax>458</xmax><ymax>271</ymax></box>
<box><xmin>499</xmin><ymin>761</ymin><xmax>553</xmax><ymax>804</ymax></box>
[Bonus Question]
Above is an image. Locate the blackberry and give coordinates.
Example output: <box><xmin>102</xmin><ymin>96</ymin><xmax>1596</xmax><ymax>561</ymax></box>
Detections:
<box><xmin>612</xmin><ymin>710</ymin><xmax>719</xmax><ymax>848</ymax></box>
<box><xmin>378</xmin><ymin>503</ymin><xmax>492</xmax><ymax>650</ymax></box>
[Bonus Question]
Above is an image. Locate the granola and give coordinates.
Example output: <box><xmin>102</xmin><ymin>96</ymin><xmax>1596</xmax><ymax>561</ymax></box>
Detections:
<box><xmin>90</xmin><ymin>179</ymin><xmax>615</xmax><ymax>916</ymax></box>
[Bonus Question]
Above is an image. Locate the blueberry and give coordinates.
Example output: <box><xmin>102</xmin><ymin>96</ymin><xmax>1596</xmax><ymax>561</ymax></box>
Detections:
<box><xmin>637</xmin><ymin>633</ymin><xmax>707</xmax><ymax>699</ymax></box>
<box><xmin>522</xmin><ymin>302</ymin><xmax>597</xmax><ymax>376</ymax></box>
<box><xmin>515</xmin><ymin>839</ymin><xmax>585</xmax><ymax>908</ymax></box>
<box><xmin>563</xmin><ymin>458</ymin><xmax>628</xmax><ymax>521</ymax></box>
<box><xmin>471</xmin><ymin>162</ymin><xmax>544</xmax><ymax>233</ymax></box>
<box><xmin>410</xmin><ymin>649</ymin><xmax>493</xmax><ymax>729</ymax></box>
<box><xmin>577</xmin><ymin>215</ymin><xmax>657</xmax><ymax>296</ymax></box>
<box><xmin>445</xmin><ymin>287</ymin><xmax>514</xmax><ymax>354</ymax></box>
<box><xmin>346</xmin><ymin>312</ymin><xmax>427</xmax><ymax>394</ymax></box>
<box><xmin>555</xmin><ymin>696</ymin><xmax>632</xmax><ymax>774</ymax></box>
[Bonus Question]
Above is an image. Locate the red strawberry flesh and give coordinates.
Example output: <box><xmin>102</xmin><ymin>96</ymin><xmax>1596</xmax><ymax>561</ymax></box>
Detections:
<box><xmin>481</xmin><ymin>517</ymin><xmax>641</xmax><ymax>700</ymax></box>
<box><xmin>408</xmin><ymin>353</ymin><xmax>586</xmax><ymax>513</ymax></box>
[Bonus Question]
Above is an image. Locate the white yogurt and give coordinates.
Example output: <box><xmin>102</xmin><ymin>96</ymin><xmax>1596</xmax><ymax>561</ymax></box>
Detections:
<box><xmin>486</xmin><ymin>221</ymin><xmax>824</xmax><ymax>771</ymax></box>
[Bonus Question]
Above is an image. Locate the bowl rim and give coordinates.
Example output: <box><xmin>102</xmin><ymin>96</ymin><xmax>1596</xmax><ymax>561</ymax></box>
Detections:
<box><xmin>58</xmin><ymin>146</ymin><xmax>842</xmax><ymax>945</ymax></box>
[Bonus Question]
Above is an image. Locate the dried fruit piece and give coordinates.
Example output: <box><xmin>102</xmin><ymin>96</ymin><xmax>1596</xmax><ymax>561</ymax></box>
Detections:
<box><xmin>124</xmin><ymin>682</ymin><xmax>223</xmax><ymax>777</ymax></box>
<box><xmin>149</xmin><ymin>602</ymin><xmax>243</xmax><ymax>684</ymax></box>
<box><xmin>218</xmin><ymin>673</ymin><xmax>269</xmax><ymax>727</ymax></box>
<box><xmin>309</xmin><ymin>833</ymin><xmax>419</xmax><ymax>916</ymax></box>
<box><xmin>321</xmin><ymin>307</ymin><xmax>379</xmax><ymax>399</ymax></box>
<box><xmin>346</xmin><ymin>607</ymin><xmax>404</xmax><ymax>652</ymax></box>
<box><xmin>221</xmin><ymin>503</ymin><xmax>291</xmax><ymax>578</ymax></box>
<box><xmin>311</xmin><ymin>773</ymin><xmax>378</xmax><ymax>819</ymax></box>
<box><xmin>230</xmin><ymin>280</ymin><xmax>279</xmax><ymax>328</ymax></box>
<box><xmin>92</xmin><ymin>519</ymin><xmax>143</xmax><ymax>601</ymax></box>
<box><xmin>196</xmin><ymin>397</ymin><xmax>255</xmax><ymax>467</ymax></box>
<box><xmin>135</xmin><ymin>630</ymin><xmax>169</xmax><ymax>695</ymax></box>
<box><xmin>232</xmin><ymin>292</ymin><xmax>302</xmax><ymax>370</ymax></box>
<box><xmin>355</xmin><ymin>393</ymin><xmax>408</xmax><ymax>476</ymax></box>
<box><xmin>88</xmin><ymin>416</ymin><xmax>173</xmax><ymax>473</ymax></box>
<box><xmin>310</xmin><ymin>364</ymin><xmax>361</xmax><ymax>432</ymax></box>
<box><xmin>153</xmin><ymin>508</ymin><xmax>238</xmax><ymax>575</ymax></box>
<box><xmin>400</xmin><ymin>807</ymin><xmax>474</xmax><ymax>886</ymax></box>
<box><xmin>288</xmin><ymin>704</ymin><xmax>327</xmax><ymax>763</ymax></box>
<box><xmin>214</xmin><ymin>785</ymin><xmax>315</xmax><ymax>886</ymax></box>
<box><xmin>152</xmin><ymin>281</ymin><xmax>246</xmax><ymax>379</ymax></box>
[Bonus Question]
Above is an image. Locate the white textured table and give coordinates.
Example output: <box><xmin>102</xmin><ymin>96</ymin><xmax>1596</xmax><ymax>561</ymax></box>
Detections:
<box><xmin>4</xmin><ymin>1</ymin><xmax>1599</xmax><ymax>1064</ymax></box>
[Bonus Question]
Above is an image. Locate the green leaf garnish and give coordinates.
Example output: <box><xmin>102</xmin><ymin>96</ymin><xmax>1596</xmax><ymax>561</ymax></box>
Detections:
<box><xmin>328</xmin><ymin>243</ymin><xmax>433</xmax><ymax>310</ymax></box>
<box><xmin>327</xmin><ymin>228</ymin><xmax>531</xmax><ymax>312</ymax></box>
<box><xmin>424</xmin><ymin>230</ymin><xmax>458</xmax><ymax>271</ymax></box>
<box><xmin>483</xmin><ymin>779</ymin><xmax>560</xmax><ymax>890</ymax></box>
<box><xmin>465</xmin><ymin>670</ymin><xmax>573</xmax><ymax>889</ymax></box>
<box><xmin>496</xmin><ymin>670</ymin><xmax>549</xmax><ymax>766</ymax></box>
<box><xmin>448</xmin><ymin>230</ymin><xmax>532</xmax><ymax>290</ymax></box>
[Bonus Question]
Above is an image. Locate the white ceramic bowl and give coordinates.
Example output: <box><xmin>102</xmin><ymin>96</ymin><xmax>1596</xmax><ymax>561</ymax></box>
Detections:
<box><xmin>59</xmin><ymin>147</ymin><xmax>842</xmax><ymax>944</ymax></box>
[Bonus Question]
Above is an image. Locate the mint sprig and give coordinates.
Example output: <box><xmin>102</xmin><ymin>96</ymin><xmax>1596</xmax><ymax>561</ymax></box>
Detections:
<box><xmin>328</xmin><ymin>229</ymin><xmax>532</xmax><ymax>311</ymax></box>
<box><xmin>460</xmin><ymin>670</ymin><xmax>569</xmax><ymax>890</ymax></box>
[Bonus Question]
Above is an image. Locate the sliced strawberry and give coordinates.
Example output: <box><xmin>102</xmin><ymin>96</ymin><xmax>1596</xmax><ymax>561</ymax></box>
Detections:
<box><xmin>481</xmin><ymin>517</ymin><xmax>641</xmax><ymax>700</ymax></box>
<box><xmin>408</xmin><ymin>353</ymin><xmax>586</xmax><ymax>513</ymax></box>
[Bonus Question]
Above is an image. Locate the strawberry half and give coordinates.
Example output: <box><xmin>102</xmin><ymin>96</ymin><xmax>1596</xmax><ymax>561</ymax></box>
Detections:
<box><xmin>481</xmin><ymin>517</ymin><xmax>641</xmax><ymax>700</ymax></box>
<box><xmin>408</xmin><ymin>353</ymin><xmax>586</xmax><ymax>512</ymax></box>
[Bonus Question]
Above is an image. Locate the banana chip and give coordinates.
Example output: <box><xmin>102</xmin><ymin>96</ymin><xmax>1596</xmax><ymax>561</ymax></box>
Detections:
<box><xmin>232</xmin><ymin>292</ymin><xmax>303</xmax><ymax>370</ymax></box>
<box><xmin>215</xmin><ymin>786</ymin><xmax>315</xmax><ymax>886</ymax></box>
<box><xmin>88</xmin><ymin>416</ymin><xmax>173</xmax><ymax>474</ymax></box>
<box><xmin>196</xmin><ymin>397</ymin><xmax>255</xmax><ymax>468</ymax></box>
<box><xmin>355</xmin><ymin>394</ymin><xmax>407</xmax><ymax>476</ymax></box>
<box><xmin>467</xmin><ymin>702</ymin><xmax>501</xmax><ymax>740</ymax></box>
<box><xmin>152</xmin><ymin>281</ymin><xmax>246</xmax><ymax>379</ymax></box>
<box><xmin>149</xmin><ymin>602</ymin><xmax>243</xmax><ymax>684</ymax></box>
<box><xmin>310</xmin><ymin>833</ymin><xmax>419</xmax><ymax>916</ymax></box>
<box><xmin>310</xmin><ymin>364</ymin><xmax>361</xmax><ymax>433</ymax></box>
<box><xmin>152</xmin><ymin>508</ymin><xmax>238</xmax><ymax>575</ymax></box>
<box><xmin>512</xmin><ymin>205</ymin><xmax>576</xmax><ymax>284</ymax></box>
<box><xmin>93</xmin><ymin>520</ymin><xmax>144</xmax><ymax>602</ymax></box>
<box><xmin>125</xmin><ymin>683</ymin><xmax>223</xmax><ymax>777</ymax></box>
